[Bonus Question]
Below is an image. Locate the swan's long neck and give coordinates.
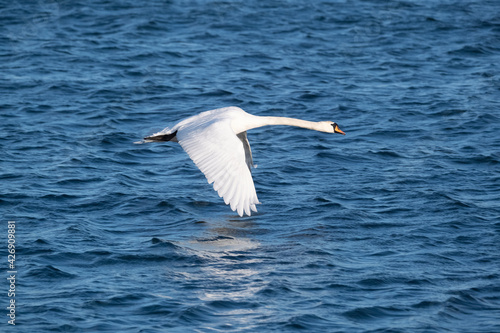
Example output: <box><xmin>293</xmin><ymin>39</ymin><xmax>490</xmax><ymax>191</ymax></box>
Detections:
<box><xmin>238</xmin><ymin>115</ymin><xmax>330</xmax><ymax>133</ymax></box>
<box><xmin>262</xmin><ymin>116</ymin><xmax>324</xmax><ymax>130</ymax></box>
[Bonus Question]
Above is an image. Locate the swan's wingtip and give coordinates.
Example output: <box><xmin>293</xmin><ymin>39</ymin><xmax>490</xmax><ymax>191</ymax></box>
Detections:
<box><xmin>133</xmin><ymin>139</ymin><xmax>153</xmax><ymax>144</ymax></box>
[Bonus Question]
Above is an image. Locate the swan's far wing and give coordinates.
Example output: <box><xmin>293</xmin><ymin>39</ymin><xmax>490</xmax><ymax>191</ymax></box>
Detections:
<box><xmin>236</xmin><ymin>131</ymin><xmax>253</xmax><ymax>172</ymax></box>
<box><xmin>176</xmin><ymin>120</ymin><xmax>260</xmax><ymax>216</ymax></box>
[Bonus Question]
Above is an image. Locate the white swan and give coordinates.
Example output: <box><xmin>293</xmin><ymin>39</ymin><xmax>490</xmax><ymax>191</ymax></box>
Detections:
<box><xmin>141</xmin><ymin>106</ymin><xmax>345</xmax><ymax>216</ymax></box>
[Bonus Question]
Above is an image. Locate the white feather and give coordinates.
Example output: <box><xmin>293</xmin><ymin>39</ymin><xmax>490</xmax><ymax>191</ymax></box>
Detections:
<box><xmin>176</xmin><ymin>115</ymin><xmax>259</xmax><ymax>217</ymax></box>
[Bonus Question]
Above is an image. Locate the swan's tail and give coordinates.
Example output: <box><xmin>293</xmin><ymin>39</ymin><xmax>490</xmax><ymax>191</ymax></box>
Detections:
<box><xmin>134</xmin><ymin>131</ymin><xmax>178</xmax><ymax>144</ymax></box>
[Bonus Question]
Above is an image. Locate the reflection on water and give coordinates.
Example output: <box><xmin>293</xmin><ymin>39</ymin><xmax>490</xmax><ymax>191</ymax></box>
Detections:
<box><xmin>173</xmin><ymin>219</ymin><xmax>269</xmax><ymax>320</ymax></box>
<box><xmin>157</xmin><ymin>219</ymin><xmax>272</xmax><ymax>328</ymax></box>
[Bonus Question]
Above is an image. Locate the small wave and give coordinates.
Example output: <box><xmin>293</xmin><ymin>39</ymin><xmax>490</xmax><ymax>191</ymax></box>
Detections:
<box><xmin>282</xmin><ymin>314</ymin><xmax>333</xmax><ymax>330</ymax></box>
<box><xmin>206</xmin><ymin>299</ymin><xmax>259</xmax><ymax>310</ymax></box>
<box><xmin>368</xmin><ymin>149</ymin><xmax>404</xmax><ymax>158</ymax></box>
<box><xmin>448</xmin><ymin>44</ymin><xmax>495</xmax><ymax>56</ymax></box>
<box><xmin>343</xmin><ymin>305</ymin><xmax>407</xmax><ymax>321</ymax></box>
<box><xmin>311</xmin><ymin>199</ymin><xmax>345</xmax><ymax>212</ymax></box>
<box><xmin>54</xmin><ymin>177</ymin><xmax>105</xmax><ymax>185</ymax></box>
<box><xmin>177</xmin><ymin>304</ymin><xmax>214</xmax><ymax>324</ymax></box>
<box><xmin>25</xmin><ymin>265</ymin><xmax>77</xmax><ymax>280</ymax></box>
<box><xmin>150</xmin><ymin>237</ymin><xmax>180</xmax><ymax>249</ymax></box>
<box><xmin>200</xmin><ymin>89</ymin><xmax>233</xmax><ymax>97</ymax></box>
<box><xmin>137</xmin><ymin>302</ymin><xmax>178</xmax><ymax>316</ymax></box>
<box><xmin>84</xmin><ymin>292</ymin><xmax>151</xmax><ymax>310</ymax></box>
<box><xmin>111</xmin><ymin>252</ymin><xmax>198</xmax><ymax>264</ymax></box>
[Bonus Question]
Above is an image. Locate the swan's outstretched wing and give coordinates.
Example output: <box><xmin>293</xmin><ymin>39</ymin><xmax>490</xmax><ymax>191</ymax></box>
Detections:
<box><xmin>176</xmin><ymin>119</ymin><xmax>260</xmax><ymax>216</ymax></box>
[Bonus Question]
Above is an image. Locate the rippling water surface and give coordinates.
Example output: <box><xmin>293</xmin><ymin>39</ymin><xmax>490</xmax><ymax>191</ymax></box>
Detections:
<box><xmin>2</xmin><ymin>1</ymin><xmax>500</xmax><ymax>332</ymax></box>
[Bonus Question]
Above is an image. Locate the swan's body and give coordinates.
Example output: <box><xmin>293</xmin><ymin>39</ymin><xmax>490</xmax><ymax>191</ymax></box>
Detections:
<box><xmin>142</xmin><ymin>106</ymin><xmax>345</xmax><ymax>216</ymax></box>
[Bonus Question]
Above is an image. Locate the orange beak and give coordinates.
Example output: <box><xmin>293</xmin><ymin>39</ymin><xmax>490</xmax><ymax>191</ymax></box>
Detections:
<box><xmin>334</xmin><ymin>124</ymin><xmax>345</xmax><ymax>135</ymax></box>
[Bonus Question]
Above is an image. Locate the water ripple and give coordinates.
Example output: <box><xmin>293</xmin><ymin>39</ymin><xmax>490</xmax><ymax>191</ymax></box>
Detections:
<box><xmin>2</xmin><ymin>0</ymin><xmax>500</xmax><ymax>332</ymax></box>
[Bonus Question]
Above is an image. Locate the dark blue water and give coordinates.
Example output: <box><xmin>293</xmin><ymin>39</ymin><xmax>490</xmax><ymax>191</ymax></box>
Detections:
<box><xmin>2</xmin><ymin>1</ymin><xmax>500</xmax><ymax>331</ymax></box>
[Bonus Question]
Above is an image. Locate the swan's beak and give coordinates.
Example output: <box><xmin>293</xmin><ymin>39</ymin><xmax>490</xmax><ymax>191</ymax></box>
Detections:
<box><xmin>334</xmin><ymin>124</ymin><xmax>345</xmax><ymax>135</ymax></box>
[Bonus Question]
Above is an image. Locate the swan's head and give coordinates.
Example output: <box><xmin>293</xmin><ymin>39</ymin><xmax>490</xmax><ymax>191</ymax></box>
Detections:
<box><xmin>326</xmin><ymin>122</ymin><xmax>345</xmax><ymax>135</ymax></box>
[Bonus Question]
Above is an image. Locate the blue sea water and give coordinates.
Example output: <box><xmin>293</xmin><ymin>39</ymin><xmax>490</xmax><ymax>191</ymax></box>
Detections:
<box><xmin>1</xmin><ymin>0</ymin><xmax>500</xmax><ymax>331</ymax></box>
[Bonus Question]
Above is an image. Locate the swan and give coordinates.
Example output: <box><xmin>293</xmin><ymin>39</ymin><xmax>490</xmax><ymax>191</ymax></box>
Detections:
<box><xmin>140</xmin><ymin>106</ymin><xmax>345</xmax><ymax>217</ymax></box>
